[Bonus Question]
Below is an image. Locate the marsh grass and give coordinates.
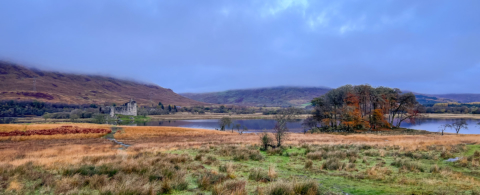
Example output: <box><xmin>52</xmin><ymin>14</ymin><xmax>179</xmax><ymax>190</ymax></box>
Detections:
<box><xmin>2</xmin><ymin>125</ymin><xmax>480</xmax><ymax>194</ymax></box>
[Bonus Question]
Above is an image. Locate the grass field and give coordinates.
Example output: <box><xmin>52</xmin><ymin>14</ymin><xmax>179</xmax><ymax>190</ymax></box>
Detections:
<box><xmin>1</xmin><ymin>124</ymin><xmax>480</xmax><ymax>194</ymax></box>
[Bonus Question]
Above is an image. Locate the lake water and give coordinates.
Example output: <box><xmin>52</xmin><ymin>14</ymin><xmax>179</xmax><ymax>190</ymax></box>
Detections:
<box><xmin>134</xmin><ymin>118</ymin><xmax>480</xmax><ymax>134</ymax></box>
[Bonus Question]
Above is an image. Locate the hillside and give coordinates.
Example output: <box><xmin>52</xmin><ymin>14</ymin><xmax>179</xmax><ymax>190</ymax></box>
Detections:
<box><xmin>182</xmin><ymin>86</ymin><xmax>479</xmax><ymax>107</ymax></box>
<box><xmin>0</xmin><ymin>61</ymin><xmax>210</xmax><ymax>106</ymax></box>
<box><xmin>433</xmin><ymin>94</ymin><xmax>480</xmax><ymax>103</ymax></box>
<box><xmin>181</xmin><ymin>86</ymin><xmax>331</xmax><ymax>107</ymax></box>
<box><xmin>413</xmin><ymin>94</ymin><xmax>457</xmax><ymax>105</ymax></box>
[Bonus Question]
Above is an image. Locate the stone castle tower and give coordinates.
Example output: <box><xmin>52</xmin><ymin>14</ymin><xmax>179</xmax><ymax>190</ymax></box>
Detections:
<box><xmin>102</xmin><ymin>99</ymin><xmax>137</xmax><ymax>117</ymax></box>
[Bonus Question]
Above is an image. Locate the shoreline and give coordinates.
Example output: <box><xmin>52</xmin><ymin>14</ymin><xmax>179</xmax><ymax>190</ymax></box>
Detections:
<box><xmin>422</xmin><ymin>113</ymin><xmax>480</xmax><ymax>119</ymax></box>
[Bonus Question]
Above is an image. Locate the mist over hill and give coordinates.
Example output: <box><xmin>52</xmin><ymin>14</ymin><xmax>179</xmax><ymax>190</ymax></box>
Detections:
<box><xmin>181</xmin><ymin>87</ymin><xmax>331</xmax><ymax>107</ymax></box>
<box><xmin>0</xmin><ymin>61</ymin><xmax>210</xmax><ymax>106</ymax></box>
<box><xmin>182</xmin><ymin>87</ymin><xmax>480</xmax><ymax>107</ymax></box>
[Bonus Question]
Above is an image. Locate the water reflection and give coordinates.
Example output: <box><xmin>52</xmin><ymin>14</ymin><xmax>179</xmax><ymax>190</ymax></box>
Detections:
<box><xmin>114</xmin><ymin>118</ymin><xmax>480</xmax><ymax>134</ymax></box>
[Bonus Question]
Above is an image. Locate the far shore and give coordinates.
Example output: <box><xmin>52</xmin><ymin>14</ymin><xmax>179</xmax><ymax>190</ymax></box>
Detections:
<box><xmin>148</xmin><ymin>112</ymin><xmax>311</xmax><ymax>120</ymax></box>
<box><xmin>422</xmin><ymin>113</ymin><xmax>480</xmax><ymax>119</ymax></box>
<box><xmin>11</xmin><ymin>113</ymin><xmax>480</xmax><ymax>124</ymax></box>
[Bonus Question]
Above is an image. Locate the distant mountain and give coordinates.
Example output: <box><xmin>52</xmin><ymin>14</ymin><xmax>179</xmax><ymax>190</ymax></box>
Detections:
<box><xmin>182</xmin><ymin>86</ymin><xmax>480</xmax><ymax>107</ymax></box>
<box><xmin>432</xmin><ymin>94</ymin><xmax>480</xmax><ymax>103</ymax></box>
<box><xmin>413</xmin><ymin>94</ymin><xmax>457</xmax><ymax>105</ymax></box>
<box><xmin>0</xmin><ymin>61</ymin><xmax>210</xmax><ymax>106</ymax></box>
<box><xmin>181</xmin><ymin>86</ymin><xmax>331</xmax><ymax>107</ymax></box>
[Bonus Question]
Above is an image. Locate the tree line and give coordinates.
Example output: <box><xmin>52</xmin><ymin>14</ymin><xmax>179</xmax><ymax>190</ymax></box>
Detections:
<box><xmin>306</xmin><ymin>84</ymin><xmax>423</xmax><ymax>132</ymax></box>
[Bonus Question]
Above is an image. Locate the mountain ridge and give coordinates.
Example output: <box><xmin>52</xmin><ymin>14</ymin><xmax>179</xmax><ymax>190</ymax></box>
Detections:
<box><xmin>182</xmin><ymin>87</ymin><xmax>480</xmax><ymax>107</ymax></box>
<box><xmin>0</xmin><ymin>61</ymin><xmax>210</xmax><ymax>106</ymax></box>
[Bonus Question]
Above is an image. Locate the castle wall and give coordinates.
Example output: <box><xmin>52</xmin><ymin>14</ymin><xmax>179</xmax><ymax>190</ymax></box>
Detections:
<box><xmin>103</xmin><ymin>99</ymin><xmax>137</xmax><ymax>117</ymax></box>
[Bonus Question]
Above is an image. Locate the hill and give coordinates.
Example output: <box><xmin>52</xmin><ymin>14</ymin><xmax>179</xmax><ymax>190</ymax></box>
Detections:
<box><xmin>413</xmin><ymin>94</ymin><xmax>457</xmax><ymax>105</ymax></box>
<box><xmin>432</xmin><ymin>94</ymin><xmax>480</xmax><ymax>103</ymax></box>
<box><xmin>181</xmin><ymin>86</ymin><xmax>331</xmax><ymax>107</ymax></box>
<box><xmin>0</xmin><ymin>61</ymin><xmax>210</xmax><ymax>106</ymax></box>
<box><xmin>182</xmin><ymin>86</ymin><xmax>479</xmax><ymax>107</ymax></box>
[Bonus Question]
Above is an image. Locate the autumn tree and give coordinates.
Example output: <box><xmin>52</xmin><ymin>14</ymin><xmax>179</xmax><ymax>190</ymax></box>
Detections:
<box><xmin>311</xmin><ymin>84</ymin><xmax>421</xmax><ymax>132</ymax></box>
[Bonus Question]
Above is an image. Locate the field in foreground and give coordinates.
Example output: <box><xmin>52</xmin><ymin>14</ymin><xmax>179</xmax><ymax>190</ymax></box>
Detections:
<box><xmin>1</xmin><ymin>124</ymin><xmax>480</xmax><ymax>194</ymax></box>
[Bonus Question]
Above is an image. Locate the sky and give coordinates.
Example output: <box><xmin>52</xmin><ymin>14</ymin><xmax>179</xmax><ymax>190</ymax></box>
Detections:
<box><xmin>0</xmin><ymin>0</ymin><xmax>479</xmax><ymax>94</ymax></box>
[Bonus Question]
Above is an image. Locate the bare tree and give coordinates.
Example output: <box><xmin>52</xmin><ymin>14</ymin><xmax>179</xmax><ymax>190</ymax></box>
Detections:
<box><xmin>438</xmin><ymin>124</ymin><xmax>451</xmax><ymax>136</ymax></box>
<box><xmin>273</xmin><ymin>107</ymin><xmax>300</xmax><ymax>147</ymax></box>
<box><xmin>219</xmin><ymin>117</ymin><xmax>232</xmax><ymax>131</ymax></box>
<box><xmin>301</xmin><ymin>116</ymin><xmax>317</xmax><ymax>134</ymax></box>
<box><xmin>235</xmin><ymin>123</ymin><xmax>241</xmax><ymax>133</ymax></box>
<box><xmin>451</xmin><ymin>120</ymin><xmax>468</xmax><ymax>134</ymax></box>
<box><xmin>238</xmin><ymin>126</ymin><xmax>248</xmax><ymax>135</ymax></box>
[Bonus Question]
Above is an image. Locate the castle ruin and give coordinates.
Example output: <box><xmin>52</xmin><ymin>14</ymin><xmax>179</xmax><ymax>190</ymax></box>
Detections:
<box><xmin>100</xmin><ymin>99</ymin><xmax>137</xmax><ymax>117</ymax></box>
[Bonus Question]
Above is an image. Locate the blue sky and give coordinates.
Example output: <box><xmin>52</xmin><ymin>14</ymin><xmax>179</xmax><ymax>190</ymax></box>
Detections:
<box><xmin>0</xmin><ymin>0</ymin><xmax>479</xmax><ymax>93</ymax></box>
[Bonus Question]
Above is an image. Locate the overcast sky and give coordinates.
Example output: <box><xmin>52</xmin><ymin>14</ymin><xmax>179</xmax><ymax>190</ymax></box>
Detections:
<box><xmin>0</xmin><ymin>0</ymin><xmax>479</xmax><ymax>94</ymax></box>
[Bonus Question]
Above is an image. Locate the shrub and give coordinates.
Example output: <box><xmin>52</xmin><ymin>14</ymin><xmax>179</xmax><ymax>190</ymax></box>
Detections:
<box><xmin>364</xmin><ymin>150</ymin><xmax>379</xmax><ymax>157</ymax></box>
<box><xmin>267</xmin><ymin>148</ymin><xmax>283</xmax><ymax>156</ymax></box>
<box><xmin>346</xmin><ymin>149</ymin><xmax>359</xmax><ymax>157</ymax></box>
<box><xmin>195</xmin><ymin>154</ymin><xmax>203</xmax><ymax>161</ymax></box>
<box><xmin>348</xmin><ymin>156</ymin><xmax>357</xmax><ymax>163</ymax></box>
<box><xmin>293</xmin><ymin>180</ymin><xmax>319</xmax><ymax>195</ymax></box>
<box><xmin>305</xmin><ymin>160</ymin><xmax>313</xmax><ymax>169</ymax></box>
<box><xmin>267</xmin><ymin>181</ymin><xmax>294</xmax><ymax>195</ymax></box>
<box><xmin>306</xmin><ymin>152</ymin><xmax>322</xmax><ymax>160</ymax></box>
<box><xmin>219</xmin><ymin>163</ymin><xmax>236</xmax><ymax>179</ymax></box>
<box><xmin>391</xmin><ymin>159</ymin><xmax>425</xmax><ymax>172</ymax></box>
<box><xmin>197</xmin><ymin>171</ymin><xmax>228</xmax><ymax>190</ymax></box>
<box><xmin>322</xmin><ymin>158</ymin><xmax>345</xmax><ymax>171</ymax></box>
<box><xmin>212</xmin><ymin>180</ymin><xmax>247</xmax><ymax>195</ymax></box>
<box><xmin>440</xmin><ymin>151</ymin><xmax>454</xmax><ymax>159</ymax></box>
<box><xmin>249</xmin><ymin>168</ymin><xmax>272</xmax><ymax>182</ymax></box>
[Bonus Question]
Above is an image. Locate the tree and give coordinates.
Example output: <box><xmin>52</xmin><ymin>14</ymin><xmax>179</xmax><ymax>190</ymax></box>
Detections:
<box><xmin>273</xmin><ymin>107</ymin><xmax>300</xmax><ymax>147</ymax></box>
<box><xmin>219</xmin><ymin>117</ymin><xmax>232</xmax><ymax>131</ymax></box>
<box><xmin>69</xmin><ymin>109</ymin><xmax>81</xmax><ymax>122</ymax></box>
<box><xmin>238</xmin><ymin>126</ymin><xmax>248</xmax><ymax>135</ymax></box>
<box><xmin>92</xmin><ymin>113</ymin><xmax>106</xmax><ymax>124</ymax></box>
<box><xmin>42</xmin><ymin>112</ymin><xmax>50</xmax><ymax>122</ymax></box>
<box><xmin>451</xmin><ymin>119</ymin><xmax>468</xmax><ymax>134</ymax></box>
<box><xmin>235</xmin><ymin>123</ymin><xmax>241</xmax><ymax>133</ymax></box>
<box><xmin>259</xmin><ymin>132</ymin><xmax>274</xmax><ymax>151</ymax></box>
<box><xmin>301</xmin><ymin>116</ymin><xmax>317</xmax><ymax>134</ymax></box>
<box><xmin>439</xmin><ymin>124</ymin><xmax>451</xmax><ymax>136</ymax></box>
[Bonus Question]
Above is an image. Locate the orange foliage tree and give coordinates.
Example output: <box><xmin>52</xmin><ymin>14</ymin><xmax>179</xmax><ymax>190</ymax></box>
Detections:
<box><xmin>311</xmin><ymin>84</ymin><xmax>422</xmax><ymax>132</ymax></box>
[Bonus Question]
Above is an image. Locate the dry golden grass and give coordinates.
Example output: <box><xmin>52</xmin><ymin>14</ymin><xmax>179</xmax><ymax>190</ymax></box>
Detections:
<box><xmin>0</xmin><ymin>123</ymin><xmax>110</xmax><ymax>132</ymax></box>
<box><xmin>109</xmin><ymin>125</ymin><xmax>480</xmax><ymax>152</ymax></box>
<box><xmin>0</xmin><ymin>133</ymin><xmax>107</xmax><ymax>141</ymax></box>
<box><xmin>114</xmin><ymin>126</ymin><xmax>233</xmax><ymax>139</ymax></box>
<box><xmin>0</xmin><ymin>139</ymin><xmax>121</xmax><ymax>166</ymax></box>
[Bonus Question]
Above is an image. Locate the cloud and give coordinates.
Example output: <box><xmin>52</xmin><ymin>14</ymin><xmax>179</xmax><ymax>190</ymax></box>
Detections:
<box><xmin>0</xmin><ymin>0</ymin><xmax>479</xmax><ymax>94</ymax></box>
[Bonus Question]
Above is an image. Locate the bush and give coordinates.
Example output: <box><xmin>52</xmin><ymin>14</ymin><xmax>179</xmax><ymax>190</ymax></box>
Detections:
<box><xmin>198</xmin><ymin>171</ymin><xmax>228</xmax><ymax>190</ymax></box>
<box><xmin>364</xmin><ymin>150</ymin><xmax>379</xmax><ymax>157</ymax></box>
<box><xmin>322</xmin><ymin>158</ymin><xmax>345</xmax><ymax>171</ymax></box>
<box><xmin>212</xmin><ymin>180</ymin><xmax>247</xmax><ymax>195</ymax></box>
<box><xmin>305</xmin><ymin>160</ymin><xmax>313</xmax><ymax>169</ymax></box>
<box><xmin>306</xmin><ymin>152</ymin><xmax>322</xmax><ymax>160</ymax></box>
<box><xmin>391</xmin><ymin>159</ymin><xmax>425</xmax><ymax>172</ymax></box>
<box><xmin>249</xmin><ymin>168</ymin><xmax>273</xmax><ymax>182</ymax></box>
<box><xmin>293</xmin><ymin>180</ymin><xmax>319</xmax><ymax>195</ymax></box>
